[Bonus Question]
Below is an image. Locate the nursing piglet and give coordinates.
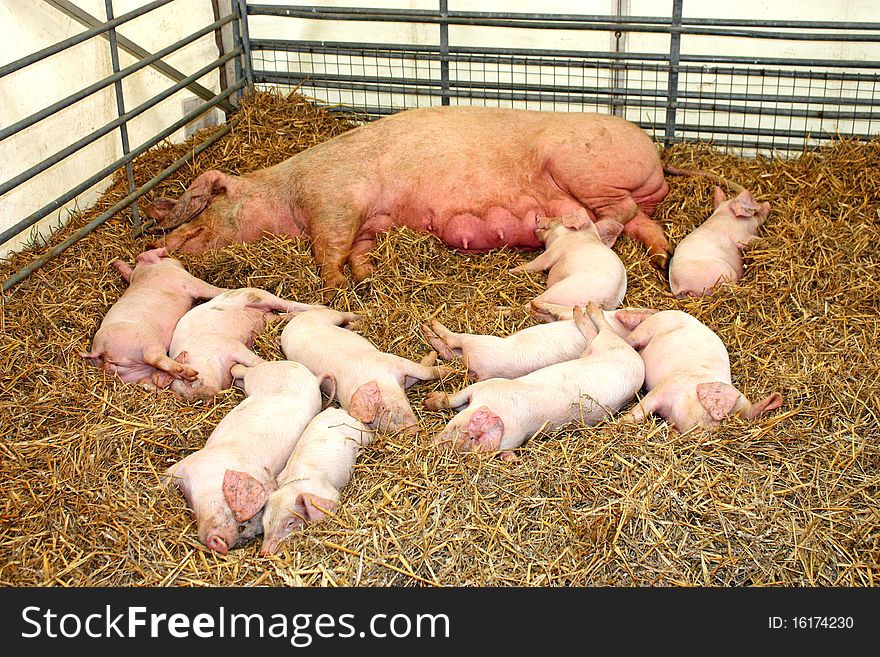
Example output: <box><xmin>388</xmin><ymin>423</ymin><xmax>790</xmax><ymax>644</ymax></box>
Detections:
<box><xmin>423</xmin><ymin>303</ymin><xmax>644</xmax><ymax>460</ymax></box>
<box><xmin>421</xmin><ymin>305</ymin><xmax>657</xmax><ymax>381</ymax></box>
<box><xmin>280</xmin><ymin>307</ymin><xmax>450</xmax><ymax>433</ymax></box>
<box><xmin>80</xmin><ymin>247</ymin><xmax>227</xmax><ymax>388</ymax></box>
<box><xmin>260</xmin><ymin>407</ymin><xmax>372</xmax><ymax>555</ymax></box>
<box><xmin>509</xmin><ymin>208</ymin><xmax>627</xmax><ymax>316</ymax></box>
<box><xmin>164</xmin><ymin>360</ymin><xmax>329</xmax><ymax>555</ymax></box>
<box><xmin>169</xmin><ymin>287</ymin><xmax>324</xmax><ymax>403</ymax></box>
<box><xmin>668</xmin><ymin>187</ymin><xmax>771</xmax><ymax>298</ymax></box>
<box><xmin>622</xmin><ymin>309</ymin><xmax>782</xmax><ymax>431</ymax></box>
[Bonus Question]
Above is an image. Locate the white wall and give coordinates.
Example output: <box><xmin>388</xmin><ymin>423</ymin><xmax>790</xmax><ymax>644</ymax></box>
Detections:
<box><xmin>0</xmin><ymin>0</ymin><xmax>226</xmax><ymax>258</ymax></box>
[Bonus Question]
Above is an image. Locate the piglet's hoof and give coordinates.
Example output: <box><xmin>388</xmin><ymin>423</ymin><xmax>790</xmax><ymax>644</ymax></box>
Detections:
<box><xmin>421</xmin><ymin>324</ymin><xmax>456</xmax><ymax>360</ymax></box>
<box><xmin>422</xmin><ymin>391</ymin><xmax>449</xmax><ymax>411</ymax></box>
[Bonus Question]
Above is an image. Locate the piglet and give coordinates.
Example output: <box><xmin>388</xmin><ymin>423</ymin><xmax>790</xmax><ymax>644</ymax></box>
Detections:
<box><xmin>622</xmin><ymin>309</ymin><xmax>783</xmax><ymax>431</ymax></box>
<box><xmin>169</xmin><ymin>287</ymin><xmax>324</xmax><ymax>403</ymax></box>
<box><xmin>280</xmin><ymin>307</ymin><xmax>450</xmax><ymax>434</ymax></box>
<box><xmin>80</xmin><ymin>247</ymin><xmax>227</xmax><ymax>388</ymax></box>
<box><xmin>423</xmin><ymin>302</ymin><xmax>645</xmax><ymax>461</ymax></box>
<box><xmin>421</xmin><ymin>305</ymin><xmax>657</xmax><ymax>381</ymax></box>
<box><xmin>668</xmin><ymin>187</ymin><xmax>771</xmax><ymax>298</ymax></box>
<box><xmin>260</xmin><ymin>407</ymin><xmax>373</xmax><ymax>555</ymax></box>
<box><xmin>164</xmin><ymin>360</ymin><xmax>331</xmax><ymax>555</ymax></box>
<box><xmin>509</xmin><ymin>208</ymin><xmax>627</xmax><ymax>316</ymax></box>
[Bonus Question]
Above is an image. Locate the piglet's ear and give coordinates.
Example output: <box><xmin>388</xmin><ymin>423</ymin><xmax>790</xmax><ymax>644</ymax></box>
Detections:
<box><xmin>613</xmin><ymin>307</ymin><xmax>658</xmax><ymax>331</ymax></box>
<box><xmin>744</xmin><ymin>392</ymin><xmax>783</xmax><ymax>420</ymax></box>
<box><xmin>135</xmin><ymin>247</ymin><xmax>168</xmax><ymax>266</ymax></box>
<box><xmin>696</xmin><ymin>382</ymin><xmax>741</xmax><ymax>421</ymax></box>
<box><xmin>223</xmin><ymin>470</ymin><xmax>271</xmax><ymax>522</ymax></box>
<box><xmin>595</xmin><ymin>219</ymin><xmax>624</xmax><ymax>248</ymax></box>
<box><xmin>349</xmin><ymin>380</ymin><xmax>381</xmax><ymax>423</ymax></box>
<box><xmin>229</xmin><ymin>363</ymin><xmax>250</xmax><ymax>382</ymax></box>
<box><xmin>300</xmin><ymin>493</ymin><xmax>335</xmax><ymax>523</ymax></box>
<box><xmin>320</xmin><ymin>373</ymin><xmax>338</xmax><ymax>409</ymax></box>
<box><xmin>712</xmin><ymin>186</ymin><xmax>727</xmax><ymax>209</ymax></box>
<box><xmin>561</xmin><ymin>207</ymin><xmax>590</xmax><ymax>230</ymax></box>
<box><xmin>730</xmin><ymin>191</ymin><xmax>760</xmax><ymax>218</ymax></box>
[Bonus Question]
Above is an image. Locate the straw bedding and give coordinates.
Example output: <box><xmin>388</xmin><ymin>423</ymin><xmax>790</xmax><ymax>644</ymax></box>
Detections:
<box><xmin>1</xmin><ymin>91</ymin><xmax>878</xmax><ymax>587</ymax></box>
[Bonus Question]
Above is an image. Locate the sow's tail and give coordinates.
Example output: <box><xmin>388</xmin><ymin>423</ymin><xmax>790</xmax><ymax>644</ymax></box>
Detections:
<box><xmin>662</xmin><ymin>164</ymin><xmax>746</xmax><ymax>194</ymax></box>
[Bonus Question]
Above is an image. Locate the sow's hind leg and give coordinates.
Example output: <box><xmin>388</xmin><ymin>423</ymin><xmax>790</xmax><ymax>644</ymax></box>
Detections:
<box><xmin>622</xmin><ymin>210</ymin><xmax>671</xmax><ymax>271</ymax></box>
<box><xmin>585</xmin><ymin>194</ymin><xmax>670</xmax><ymax>271</ymax></box>
<box><xmin>555</xmin><ymin>153</ymin><xmax>672</xmax><ymax>270</ymax></box>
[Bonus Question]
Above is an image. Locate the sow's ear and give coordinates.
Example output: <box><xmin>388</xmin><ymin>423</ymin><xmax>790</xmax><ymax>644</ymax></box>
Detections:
<box><xmin>147</xmin><ymin>170</ymin><xmax>235</xmax><ymax>231</ymax></box>
<box><xmin>222</xmin><ymin>469</ymin><xmax>273</xmax><ymax>523</ymax></box>
<box><xmin>696</xmin><ymin>381</ymin><xmax>742</xmax><ymax>421</ymax></box>
<box><xmin>143</xmin><ymin>198</ymin><xmax>176</xmax><ymax>221</ymax></box>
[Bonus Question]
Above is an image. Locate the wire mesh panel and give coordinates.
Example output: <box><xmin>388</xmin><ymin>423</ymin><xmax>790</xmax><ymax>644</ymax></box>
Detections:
<box><xmin>246</xmin><ymin>2</ymin><xmax>880</xmax><ymax>158</ymax></box>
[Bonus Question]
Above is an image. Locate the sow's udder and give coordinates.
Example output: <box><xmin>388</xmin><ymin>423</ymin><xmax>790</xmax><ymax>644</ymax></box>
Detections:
<box><xmin>407</xmin><ymin>202</ymin><xmax>584</xmax><ymax>252</ymax></box>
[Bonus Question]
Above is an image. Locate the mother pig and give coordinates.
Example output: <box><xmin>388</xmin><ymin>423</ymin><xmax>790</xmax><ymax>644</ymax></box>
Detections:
<box><xmin>145</xmin><ymin>106</ymin><xmax>671</xmax><ymax>296</ymax></box>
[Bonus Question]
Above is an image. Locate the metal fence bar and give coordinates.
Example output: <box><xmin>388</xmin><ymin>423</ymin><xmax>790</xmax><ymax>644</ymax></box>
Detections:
<box><xmin>246</xmin><ymin>5</ymin><xmax>880</xmax><ymax>41</ymax></box>
<box><xmin>249</xmin><ymin>5</ymin><xmax>880</xmax><ymax>31</ymax></box>
<box><xmin>231</xmin><ymin>2</ymin><xmax>245</xmax><ymax>97</ymax></box>
<box><xmin>439</xmin><ymin>0</ymin><xmax>450</xmax><ymax>106</ymax></box>
<box><xmin>0</xmin><ymin>14</ymin><xmax>235</xmax><ymax>144</ymax></box>
<box><xmin>41</xmin><ymin>0</ymin><xmax>235</xmax><ymax>114</ymax></box>
<box><xmin>255</xmin><ymin>60</ymin><xmax>880</xmax><ymax>90</ymax></box>
<box><xmin>2</xmin><ymin>121</ymin><xmax>235</xmax><ymax>293</ymax></box>
<box><xmin>0</xmin><ymin>82</ymin><xmax>243</xmax><ymax>249</ymax></box>
<box><xmin>0</xmin><ymin>0</ymin><xmax>174</xmax><ymax>78</ymax></box>
<box><xmin>104</xmin><ymin>0</ymin><xmax>140</xmax><ymax>229</ymax></box>
<box><xmin>237</xmin><ymin>0</ymin><xmax>255</xmax><ymax>90</ymax></box>
<box><xmin>249</xmin><ymin>39</ymin><xmax>880</xmax><ymax>76</ymax></box>
<box><xmin>664</xmin><ymin>0</ymin><xmax>682</xmax><ymax>145</ymax></box>
<box><xmin>255</xmin><ymin>69</ymin><xmax>880</xmax><ymax>114</ymax></box>
<box><xmin>0</xmin><ymin>50</ymin><xmax>239</xmax><ymax>219</ymax></box>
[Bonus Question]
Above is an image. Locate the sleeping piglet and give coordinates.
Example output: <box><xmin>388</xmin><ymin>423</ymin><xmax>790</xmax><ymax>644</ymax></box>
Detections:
<box><xmin>668</xmin><ymin>187</ymin><xmax>771</xmax><ymax>298</ymax></box>
<box><xmin>163</xmin><ymin>360</ymin><xmax>330</xmax><ymax>555</ymax></box>
<box><xmin>509</xmin><ymin>207</ymin><xmax>627</xmax><ymax>316</ymax></box>
<box><xmin>280</xmin><ymin>307</ymin><xmax>451</xmax><ymax>434</ymax></box>
<box><xmin>423</xmin><ymin>302</ymin><xmax>644</xmax><ymax>461</ymax></box>
<box><xmin>421</xmin><ymin>305</ymin><xmax>657</xmax><ymax>382</ymax></box>
<box><xmin>622</xmin><ymin>309</ymin><xmax>783</xmax><ymax>431</ymax></box>
<box><xmin>169</xmin><ymin>287</ymin><xmax>324</xmax><ymax>404</ymax></box>
<box><xmin>260</xmin><ymin>407</ymin><xmax>373</xmax><ymax>555</ymax></box>
<box><xmin>80</xmin><ymin>247</ymin><xmax>227</xmax><ymax>388</ymax></box>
